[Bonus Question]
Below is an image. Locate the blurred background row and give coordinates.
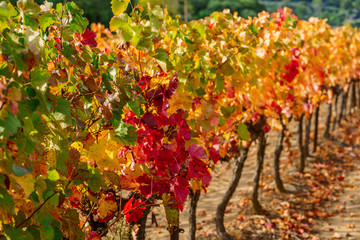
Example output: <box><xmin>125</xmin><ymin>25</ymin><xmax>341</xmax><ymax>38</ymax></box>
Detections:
<box><xmin>12</xmin><ymin>0</ymin><xmax>360</xmax><ymax>28</ymax></box>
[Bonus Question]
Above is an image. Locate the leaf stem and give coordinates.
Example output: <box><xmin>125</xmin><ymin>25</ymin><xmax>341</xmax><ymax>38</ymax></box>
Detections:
<box><xmin>15</xmin><ymin>173</ymin><xmax>78</xmax><ymax>229</ymax></box>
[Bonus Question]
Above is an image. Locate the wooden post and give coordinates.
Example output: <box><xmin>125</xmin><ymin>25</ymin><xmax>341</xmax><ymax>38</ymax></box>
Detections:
<box><xmin>184</xmin><ymin>0</ymin><xmax>188</xmax><ymax>22</ymax></box>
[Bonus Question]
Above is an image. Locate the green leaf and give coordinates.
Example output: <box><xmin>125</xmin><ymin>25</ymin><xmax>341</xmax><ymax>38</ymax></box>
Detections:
<box><xmin>70</xmin><ymin>15</ymin><xmax>89</xmax><ymax>33</ymax></box>
<box><xmin>62</xmin><ymin>26</ymin><xmax>75</xmax><ymax>42</ymax></box>
<box><xmin>16</xmin><ymin>136</ymin><xmax>36</xmax><ymax>155</ymax></box>
<box><xmin>111</xmin><ymin>0</ymin><xmax>130</xmax><ymax>15</ymax></box>
<box><xmin>237</xmin><ymin>123</ymin><xmax>250</xmax><ymax>141</ymax></box>
<box><xmin>12</xmin><ymin>165</ymin><xmax>33</xmax><ymax>177</ymax></box>
<box><xmin>39</xmin><ymin>12</ymin><xmax>56</xmax><ymax>29</ymax></box>
<box><xmin>41</xmin><ymin>224</ymin><xmax>54</xmax><ymax>240</ymax></box>
<box><xmin>56</xmin><ymin>139</ymin><xmax>70</xmax><ymax>176</ymax></box>
<box><xmin>109</xmin><ymin>14</ymin><xmax>133</xmax><ymax>42</ymax></box>
<box><xmin>54</xmin><ymin>98</ymin><xmax>71</xmax><ymax>116</ymax></box>
<box><xmin>162</xmin><ymin>193</ymin><xmax>179</xmax><ymax>225</ymax></box>
<box><xmin>153</xmin><ymin>48</ymin><xmax>169</xmax><ymax>72</ymax></box>
<box><xmin>88</xmin><ymin>170</ymin><xmax>105</xmax><ymax>193</ymax></box>
<box><xmin>164</xmin><ymin>205</ymin><xmax>179</xmax><ymax>225</ymax></box>
<box><xmin>195</xmin><ymin>87</ymin><xmax>205</xmax><ymax>97</ymax></box>
<box><xmin>214</xmin><ymin>77</ymin><xmax>224</xmax><ymax>94</ymax></box>
<box><xmin>109</xmin><ymin>13</ymin><xmax>127</xmax><ymax>31</ymax></box>
<box><xmin>149</xmin><ymin>5</ymin><xmax>163</xmax><ymax>31</ymax></box>
<box><xmin>0</xmin><ymin>187</ymin><xmax>15</xmax><ymax>214</ymax></box>
<box><xmin>53</xmin><ymin>98</ymin><xmax>71</xmax><ymax>125</ymax></box>
<box><xmin>127</xmin><ymin>99</ymin><xmax>142</xmax><ymax>117</ymax></box>
<box><xmin>3</xmin><ymin>225</ymin><xmax>33</xmax><ymax>240</ymax></box>
<box><xmin>219</xmin><ymin>61</ymin><xmax>235</xmax><ymax>76</ymax></box>
<box><xmin>150</xmin><ymin>15</ymin><xmax>162</xmax><ymax>32</ymax></box>
<box><xmin>24</xmin><ymin>14</ymin><xmax>40</xmax><ymax>30</ymax></box>
<box><xmin>192</xmin><ymin>23</ymin><xmax>206</xmax><ymax>39</ymax></box>
<box><xmin>60</xmin><ymin>209</ymin><xmax>84</xmax><ymax>240</ymax></box>
<box><xmin>35</xmin><ymin>214</ymin><xmax>56</xmax><ymax>238</ymax></box>
<box><xmin>30</xmin><ymin>68</ymin><xmax>51</xmax><ymax>85</ymax></box>
<box><xmin>221</xmin><ymin>106</ymin><xmax>235</xmax><ymax>118</ymax></box>
<box><xmin>140</xmin><ymin>164</ymin><xmax>151</xmax><ymax>175</ymax></box>
<box><xmin>13</xmin><ymin>51</ymin><xmax>27</xmax><ymax>71</ymax></box>
<box><xmin>65</xmin><ymin>2</ymin><xmax>83</xmax><ymax>14</ymax></box>
<box><xmin>13</xmin><ymin>211</ymin><xmax>27</xmax><ymax>229</ymax></box>
<box><xmin>27</xmin><ymin>226</ymin><xmax>41</xmax><ymax>240</ymax></box>
<box><xmin>114</xmin><ymin>121</ymin><xmax>137</xmax><ymax>146</ymax></box>
<box><xmin>80</xmin><ymin>44</ymin><xmax>92</xmax><ymax>63</ymax></box>
<box><xmin>218</xmin><ymin>115</ymin><xmax>225</xmax><ymax>126</ymax></box>
<box><xmin>4</xmin><ymin>31</ymin><xmax>22</xmax><ymax>47</ymax></box>
<box><xmin>47</xmin><ymin>169</ymin><xmax>60</xmax><ymax>181</ymax></box>
<box><xmin>0</xmin><ymin>112</ymin><xmax>21</xmax><ymax>137</ymax></box>
<box><xmin>30</xmin><ymin>191</ymin><xmax>40</xmax><ymax>202</ymax></box>
<box><xmin>114</xmin><ymin>120</ymin><xmax>127</xmax><ymax>137</ymax></box>
<box><xmin>101</xmin><ymin>73</ymin><xmax>114</xmax><ymax>92</ymax></box>
<box><xmin>0</xmin><ymin>2</ymin><xmax>17</xmax><ymax>18</ymax></box>
<box><xmin>151</xmin><ymin>5</ymin><xmax>163</xmax><ymax>19</ymax></box>
<box><xmin>249</xmin><ymin>23</ymin><xmax>258</xmax><ymax>36</ymax></box>
<box><xmin>25</xmin><ymin>99</ymin><xmax>40</xmax><ymax>113</ymax></box>
<box><xmin>26</xmin><ymin>87</ymin><xmax>37</xmax><ymax>98</ymax></box>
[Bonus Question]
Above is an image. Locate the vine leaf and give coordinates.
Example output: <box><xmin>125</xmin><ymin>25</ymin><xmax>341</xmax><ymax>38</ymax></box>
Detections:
<box><xmin>12</xmin><ymin>165</ymin><xmax>33</xmax><ymax>177</ymax></box>
<box><xmin>123</xmin><ymin>196</ymin><xmax>146</xmax><ymax>223</ymax></box>
<box><xmin>0</xmin><ymin>113</ymin><xmax>21</xmax><ymax>137</ymax></box>
<box><xmin>97</xmin><ymin>197</ymin><xmax>117</xmax><ymax>219</ymax></box>
<box><xmin>111</xmin><ymin>0</ymin><xmax>130</xmax><ymax>16</ymax></box>
<box><xmin>172</xmin><ymin>176</ymin><xmax>189</xmax><ymax>206</ymax></box>
<box><xmin>237</xmin><ymin>123</ymin><xmax>250</xmax><ymax>141</ymax></box>
<box><xmin>188</xmin><ymin>144</ymin><xmax>207</xmax><ymax>159</ymax></box>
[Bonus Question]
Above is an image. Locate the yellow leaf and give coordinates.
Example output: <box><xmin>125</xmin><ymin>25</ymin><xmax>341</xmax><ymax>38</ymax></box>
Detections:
<box><xmin>97</xmin><ymin>198</ymin><xmax>117</xmax><ymax>219</ymax></box>
<box><xmin>80</xmin><ymin>130</ymin><xmax>127</xmax><ymax>170</ymax></box>
<box><xmin>10</xmin><ymin>173</ymin><xmax>35</xmax><ymax>197</ymax></box>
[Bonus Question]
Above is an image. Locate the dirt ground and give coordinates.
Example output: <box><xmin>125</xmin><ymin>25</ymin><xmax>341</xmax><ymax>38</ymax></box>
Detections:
<box><xmin>118</xmin><ymin>106</ymin><xmax>360</xmax><ymax>240</ymax></box>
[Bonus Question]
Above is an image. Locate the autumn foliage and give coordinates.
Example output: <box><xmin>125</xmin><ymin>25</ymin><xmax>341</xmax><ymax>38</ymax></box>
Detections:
<box><xmin>0</xmin><ymin>0</ymin><xmax>359</xmax><ymax>239</ymax></box>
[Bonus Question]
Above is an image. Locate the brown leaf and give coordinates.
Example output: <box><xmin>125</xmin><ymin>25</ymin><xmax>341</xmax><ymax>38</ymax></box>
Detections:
<box><xmin>331</xmin><ymin>233</ymin><xmax>341</xmax><ymax>239</ymax></box>
<box><xmin>83</xmin><ymin>76</ymin><xmax>99</xmax><ymax>93</ymax></box>
<box><xmin>346</xmin><ymin>224</ymin><xmax>355</xmax><ymax>229</ymax></box>
<box><xmin>196</xmin><ymin>210</ymin><xmax>206</xmax><ymax>217</ymax></box>
<box><xmin>100</xmin><ymin>103</ymin><xmax>113</xmax><ymax>123</ymax></box>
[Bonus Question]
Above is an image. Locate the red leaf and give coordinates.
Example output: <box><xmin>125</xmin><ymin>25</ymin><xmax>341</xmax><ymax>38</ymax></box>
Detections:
<box><xmin>76</xmin><ymin>29</ymin><xmax>97</xmax><ymax>48</ymax></box>
<box><xmin>210</xmin><ymin>143</ymin><xmax>220</xmax><ymax>164</ymax></box>
<box><xmin>228</xmin><ymin>85</ymin><xmax>235</xmax><ymax>98</ymax></box>
<box><xmin>69</xmin><ymin>186</ymin><xmax>82</xmax><ymax>208</ymax></box>
<box><xmin>165</xmin><ymin>74</ymin><xmax>178</xmax><ymax>98</ymax></box>
<box><xmin>278</xmin><ymin>8</ymin><xmax>285</xmax><ymax>21</ymax></box>
<box><xmin>140</xmin><ymin>75</ymin><xmax>151</xmax><ymax>90</ymax></box>
<box><xmin>106</xmin><ymin>192</ymin><xmax>115</xmax><ymax>201</ymax></box>
<box><xmin>123</xmin><ymin>196</ymin><xmax>146</xmax><ymax>223</ymax></box>
<box><xmin>86</xmin><ymin>231</ymin><xmax>101</xmax><ymax>240</ymax></box>
<box><xmin>264</xmin><ymin>125</ymin><xmax>271</xmax><ymax>133</ymax></box>
<box><xmin>188</xmin><ymin>158</ymin><xmax>211</xmax><ymax>186</ymax></box>
<box><xmin>179</xmin><ymin>126</ymin><xmax>191</xmax><ymax>141</ymax></box>
<box><xmin>172</xmin><ymin>176</ymin><xmax>189</xmax><ymax>206</ymax></box>
<box><xmin>188</xmin><ymin>144</ymin><xmax>207</xmax><ymax>159</ymax></box>
<box><xmin>54</xmin><ymin>37</ymin><xmax>61</xmax><ymax>50</ymax></box>
<box><xmin>283</xmin><ymin>59</ymin><xmax>299</xmax><ymax>83</ymax></box>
